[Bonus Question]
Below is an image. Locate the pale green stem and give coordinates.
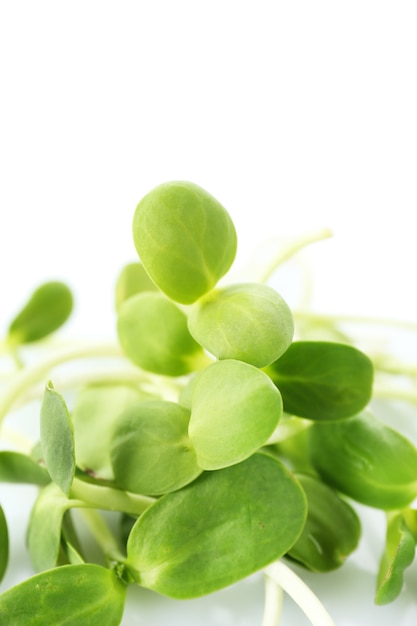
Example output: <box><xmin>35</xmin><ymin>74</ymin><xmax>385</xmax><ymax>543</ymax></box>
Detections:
<box><xmin>263</xmin><ymin>561</ymin><xmax>335</xmax><ymax>626</ymax></box>
<box><xmin>373</xmin><ymin>384</ymin><xmax>417</xmax><ymax>405</ymax></box>
<box><xmin>0</xmin><ymin>342</ymin><xmax>127</xmax><ymax>426</ymax></box>
<box><xmin>256</xmin><ymin>228</ymin><xmax>333</xmax><ymax>284</ymax></box>
<box><xmin>70</xmin><ymin>477</ymin><xmax>156</xmax><ymax>516</ymax></box>
<box><xmin>293</xmin><ymin>310</ymin><xmax>417</xmax><ymax>333</ymax></box>
<box><xmin>14</xmin><ymin>366</ymin><xmax>167</xmax><ymax>408</ymax></box>
<box><xmin>262</xmin><ymin>571</ymin><xmax>284</xmax><ymax>626</ymax></box>
<box><xmin>372</xmin><ymin>357</ymin><xmax>417</xmax><ymax>377</ymax></box>
<box><xmin>76</xmin><ymin>508</ymin><xmax>125</xmax><ymax>564</ymax></box>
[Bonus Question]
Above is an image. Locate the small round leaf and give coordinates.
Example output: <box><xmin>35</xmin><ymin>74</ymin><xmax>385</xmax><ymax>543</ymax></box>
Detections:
<box><xmin>111</xmin><ymin>401</ymin><xmax>202</xmax><ymax>495</ymax></box>
<box><xmin>189</xmin><ymin>360</ymin><xmax>282</xmax><ymax>470</ymax></box>
<box><xmin>188</xmin><ymin>283</ymin><xmax>294</xmax><ymax>367</ymax></box>
<box><xmin>266</xmin><ymin>341</ymin><xmax>374</xmax><ymax>421</ymax></box>
<box><xmin>117</xmin><ymin>292</ymin><xmax>207</xmax><ymax>376</ymax></box>
<box><xmin>132</xmin><ymin>181</ymin><xmax>237</xmax><ymax>304</ymax></box>
<box><xmin>115</xmin><ymin>261</ymin><xmax>158</xmax><ymax>312</ymax></box>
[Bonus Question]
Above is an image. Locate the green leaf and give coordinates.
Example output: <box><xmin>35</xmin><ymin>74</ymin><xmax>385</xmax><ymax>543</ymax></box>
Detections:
<box><xmin>40</xmin><ymin>382</ymin><xmax>75</xmax><ymax>495</ymax></box>
<box><xmin>115</xmin><ymin>261</ymin><xmax>158</xmax><ymax>312</ymax></box>
<box><xmin>188</xmin><ymin>283</ymin><xmax>294</xmax><ymax>367</ymax></box>
<box><xmin>117</xmin><ymin>292</ymin><xmax>208</xmax><ymax>376</ymax></box>
<box><xmin>72</xmin><ymin>383</ymin><xmax>152</xmax><ymax>480</ymax></box>
<box><xmin>375</xmin><ymin>511</ymin><xmax>416</xmax><ymax>604</ymax></box>
<box><xmin>0</xmin><ymin>506</ymin><xmax>8</xmax><ymax>582</ymax></box>
<box><xmin>126</xmin><ymin>452</ymin><xmax>307</xmax><ymax>598</ymax></box>
<box><xmin>27</xmin><ymin>482</ymin><xmax>81</xmax><ymax>572</ymax></box>
<box><xmin>132</xmin><ymin>181</ymin><xmax>237</xmax><ymax>304</ymax></box>
<box><xmin>7</xmin><ymin>281</ymin><xmax>73</xmax><ymax>345</ymax></box>
<box><xmin>0</xmin><ymin>564</ymin><xmax>126</xmax><ymax>625</ymax></box>
<box><xmin>0</xmin><ymin>451</ymin><xmax>50</xmax><ymax>486</ymax></box>
<box><xmin>111</xmin><ymin>401</ymin><xmax>202</xmax><ymax>495</ymax></box>
<box><xmin>309</xmin><ymin>411</ymin><xmax>417</xmax><ymax>509</ymax></box>
<box><xmin>189</xmin><ymin>360</ymin><xmax>282</xmax><ymax>470</ymax></box>
<box><xmin>287</xmin><ymin>473</ymin><xmax>361</xmax><ymax>571</ymax></box>
<box><xmin>265</xmin><ymin>341</ymin><xmax>374</xmax><ymax>420</ymax></box>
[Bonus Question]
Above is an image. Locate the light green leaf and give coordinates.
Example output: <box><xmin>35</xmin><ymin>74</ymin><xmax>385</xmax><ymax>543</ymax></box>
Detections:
<box><xmin>188</xmin><ymin>283</ymin><xmax>294</xmax><ymax>367</ymax></box>
<box><xmin>132</xmin><ymin>181</ymin><xmax>237</xmax><ymax>304</ymax></box>
<box><xmin>115</xmin><ymin>261</ymin><xmax>158</xmax><ymax>312</ymax></box>
<box><xmin>72</xmin><ymin>383</ymin><xmax>152</xmax><ymax>480</ymax></box>
<box><xmin>287</xmin><ymin>473</ymin><xmax>361</xmax><ymax>571</ymax></box>
<box><xmin>189</xmin><ymin>360</ymin><xmax>282</xmax><ymax>470</ymax></box>
<box><xmin>0</xmin><ymin>564</ymin><xmax>126</xmax><ymax>625</ymax></box>
<box><xmin>0</xmin><ymin>506</ymin><xmax>8</xmax><ymax>582</ymax></box>
<box><xmin>0</xmin><ymin>451</ymin><xmax>50</xmax><ymax>486</ymax></box>
<box><xmin>375</xmin><ymin>511</ymin><xmax>416</xmax><ymax>604</ymax></box>
<box><xmin>27</xmin><ymin>482</ymin><xmax>81</xmax><ymax>572</ymax></box>
<box><xmin>126</xmin><ymin>452</ymin><xmax>307</xmax><ymax>598</ymax></box>
<box><xmin>309</xmin><ymin>411</ymin><xmax>417</xmax><ymax>509</ymax></box>
<box><xmin>111</xmin><ymin>401</ymin><xmax>202</xmax><ymax>495</ymax></box>
<box><xmin>117</xmin><ymin>292</ymin><xmax>208</xmax><ymax>376</ymax></box>
<box><xmin>40</xmin><ymin>382</ymin><xmax>75</xmax><ymax>495</ymax></box>
<box><xmin>7</xmin><ymin>281</ymin><xmax>73</xmax><ymax>345</ymax></box>
<box><xmin>265</xmin><ymin>341</ymin><xmax>374</xmax><ymax>420</ymax></box>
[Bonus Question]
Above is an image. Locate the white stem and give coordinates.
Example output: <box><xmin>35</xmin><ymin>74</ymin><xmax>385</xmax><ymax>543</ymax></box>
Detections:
<box><xmin>262</xmin><ymin>571</ymin><xmax>284</xmax><ymax>626</ymax></box>
<box><xmin>263</xmin><ymin>561</ymin><xmax>335</xmax><ymax>626</ymax></box>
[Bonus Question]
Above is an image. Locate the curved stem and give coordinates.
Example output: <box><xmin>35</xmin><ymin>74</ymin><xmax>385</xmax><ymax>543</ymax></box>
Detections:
<box><xmin>70</xmin><ymin>477</ymin><xmax>156</xmax><ymax>516</ymax></box>
<box><xmin>373</xmin><ymin>384</ymin><xmax>417</xmax><ymax>405</ymax></box>
<box><xmin>77</xmin><ymin>508</ymin><xmax>125</xmax><ymax>564</ymax></box>
<box><xmin>293</xmin><ymin>310</ymin><xmax>417</xmax><ymax>333</ymax></box>
<box><xmin>257</xmin><ymin>228</ymin><xmax>333</xmax><ymax>284</ymax></box>
<box><xmin>0</xmin><ymin>342</ymin><xmax>127</xmax><ymax>426</ymax></box>
<box><xmin>262</xmin><ymin>571</ymin><xmax>284</xmax><ymax>626</ymax></box>
<box><xmin>263</xmin><ymin>561</ymin><xmax>335</xmax><ymax>626</ymax></box>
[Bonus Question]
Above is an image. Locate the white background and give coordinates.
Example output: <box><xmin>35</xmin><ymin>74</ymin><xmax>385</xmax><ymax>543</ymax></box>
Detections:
<box><xmin>1</xmin><ymin>2</ymin><xmax>417</xmax><ymax>625</ymax></box>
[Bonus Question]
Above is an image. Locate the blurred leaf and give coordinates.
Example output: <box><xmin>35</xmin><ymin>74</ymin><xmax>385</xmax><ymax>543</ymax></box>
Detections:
<box><xmin>0</xmin><ymin>451</ymin><xmax>50</xmax><ymax>486</ymax></box>
<box><xmin>7</xmin><ymin>281</ymin><xmax>73</xmax><ymax>345</ymax></box>
<box><xmin>375</xmin><ymin>511</ymin><xmax>416</xmax><ymax>604</ymax></box>
<box><xmin>115</xmin><ymin>261</ymin><xmax>158</xmax><ymax>312</ymax></box>
<box><xmin>0</xmin><ymin>506</ymin><xmax>8</xmax><ymax>582</ymax></box>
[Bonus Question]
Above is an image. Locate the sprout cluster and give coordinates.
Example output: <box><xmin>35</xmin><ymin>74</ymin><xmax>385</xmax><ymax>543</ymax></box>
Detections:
<box><xmin>0</xmin><ymin>181</ymin><xmax>416</xmax><ymax>625</ymax></box>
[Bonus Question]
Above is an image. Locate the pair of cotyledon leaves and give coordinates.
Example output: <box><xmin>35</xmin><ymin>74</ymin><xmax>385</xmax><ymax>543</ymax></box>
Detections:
<box><xmin>117</xmin><ymin>181</ymin><xmax>294</xmax><ymax>373</ymax></box>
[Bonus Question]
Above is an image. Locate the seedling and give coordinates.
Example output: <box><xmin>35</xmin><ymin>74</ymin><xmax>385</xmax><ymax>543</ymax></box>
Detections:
<box><xmin>0</xmin><ymin>181</ymin><xmax>416</xmax><ymax>625</ymax></box>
